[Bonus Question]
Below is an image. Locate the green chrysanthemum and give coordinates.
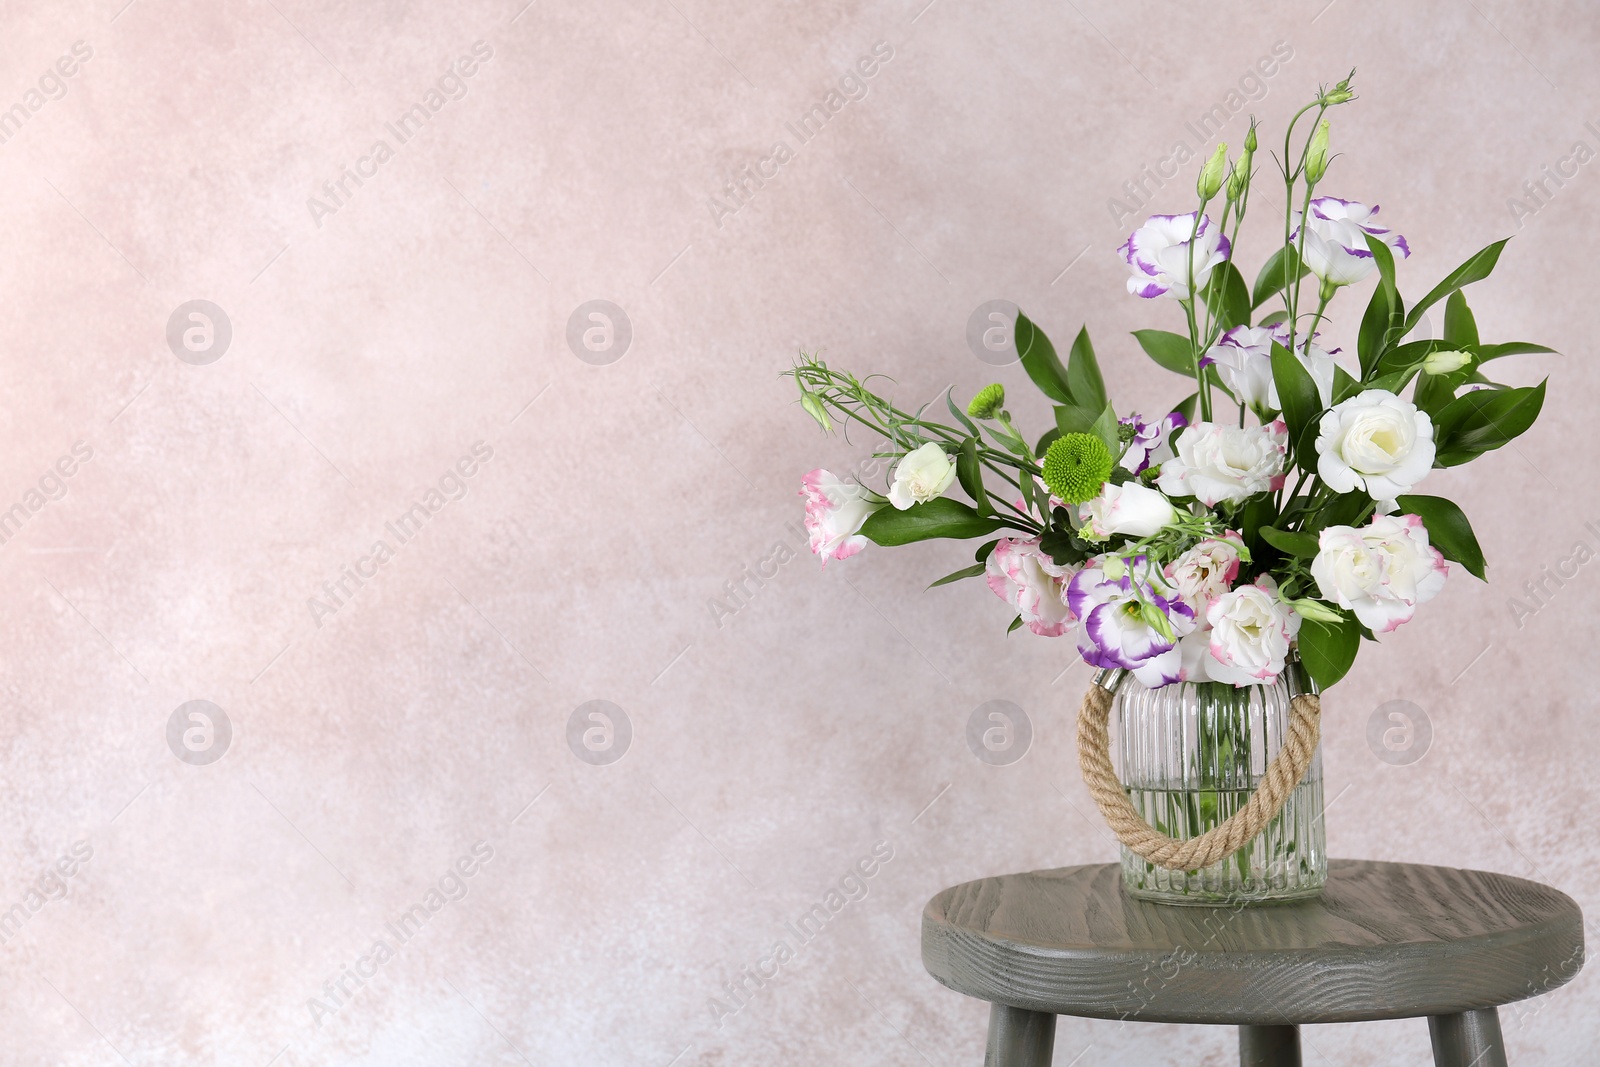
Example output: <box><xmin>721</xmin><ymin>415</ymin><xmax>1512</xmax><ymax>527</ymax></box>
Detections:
<box><xmin>967</xmin><ymin>383</ymin><xmax>1006</xmax><ymax>420</ymax></box>
<box><xmin>1041</xmin><ymin>433</ymin><xmax>1113</xmax><ymax>505</ymax></box>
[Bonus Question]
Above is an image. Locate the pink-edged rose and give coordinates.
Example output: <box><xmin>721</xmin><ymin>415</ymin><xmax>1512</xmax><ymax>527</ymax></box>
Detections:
<box><xmin>800</xmin><ymin>469</ymin><xmax>885</xmax><ymax>566</ymax></box>
<box><xmin>985</xmin><ymin>538</ymin><xmax>1078</xmax><ymax>637</ymax></box>
<box><xmin>1156</xmin><ymin>420</ymin><xmax>1289</xmax><ymax>507</ymax></box>
<box><xmin>1310</xmin><ymin>514</ymin><xmax>1448</xmax><ymax>633</ymax></box>
<box><xmin>1164</xmin><ymin>532</ymin><xmax>1246</xmax><ymax>611</ymax></box>
<box><xmin>1202</xmin><ymin>580</ymin><xmax>1302</xmax><ymax>686</ymax></box>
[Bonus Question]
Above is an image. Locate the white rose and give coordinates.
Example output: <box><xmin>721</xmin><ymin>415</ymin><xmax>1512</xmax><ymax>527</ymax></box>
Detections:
<box><xmin>1315</xmin><ymin>390</ymin><xmax>1435</xmax><ymax>501</ymax></box>
<box><xmin>1203</xmin><ymin>582</ymin><xmax>1301</xmax><ymax>686</ymax></box>
<box><xmin>1156</xmin><ymin>421</ymin><xmax>1288</xmax><ymax>507</ymax></box>
<box><xmin>1165</xmin><ymin>533</ymin><xmax>1245</xmax><ymax>611</ymax></box>
<box><xmin>887</xmin><ymin>442</ymin><xmax>957</xmax><ymax>510</ymax></box>
<box><xmin>1077</xmin><ymin>482</ymin><xmax>1176</xmax><ymax>541</ymax></box>
<box><xmin>1311</xmin><ymin>514</ymin><xmax>1448</xmax><ymax>633</ymax></box>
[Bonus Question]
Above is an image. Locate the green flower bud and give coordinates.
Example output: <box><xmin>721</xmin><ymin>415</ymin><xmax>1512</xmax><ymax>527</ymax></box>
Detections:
<box><xmin>1290</xmin><ymin>597</ymin><xmax>1344</xmax><ymax>624</ymax></box>
<box><xmin>800</xmin><ymin>392</ymin><xmax>832</xmax><ymax>433</ymax></box>
<box><xmin>1305</xmin><ymin>118</ymin><xmax>1331</xmax><ymax>183</ymax></box>
<box><xmin>1103</xmin><ymin>555</ymin><xmax>1126</xmax><ymax>580</ymax></box>
<box><xmin>967</xmin><ymin>383</ymin><xmax>1006</xmax><ymax>419</ymax></box>
<box><xmin>1422</xmin><ymin>349</ymin><xmax>1473</xmax><ymax>375</ymax></box>
<box><xmin>1040</xmin><ymin>433</ymin><xmax>1113</xmax><ymax>505</ymax></box>
<box><xmin>1197</xmin><ymin>142</ymin><xmax>1229</xmax><ymax>201</ymax></box>
<box><xmin>1140</xmin><ymin>600</ymin><xmax>1176</xmax><ymax>642</ymax></box>
<box><xmin>1322</xmin><ymin>69</ymin><xmax>1357</xmax><ymax>106</ymax></box>
<box><xmin>1244</xmin><ymin>122</ymin><xmax>1258</xmax><ymax>153</ymax></box>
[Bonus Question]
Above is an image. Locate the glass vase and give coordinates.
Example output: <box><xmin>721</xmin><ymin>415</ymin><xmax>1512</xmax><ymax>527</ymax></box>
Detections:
<box><xmin>1114</xmin><ymin>674</ymin><xmax>1325</xmax><ymax>905</ymax></box>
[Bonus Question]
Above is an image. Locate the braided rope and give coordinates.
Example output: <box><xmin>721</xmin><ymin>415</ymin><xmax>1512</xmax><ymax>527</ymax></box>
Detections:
<box><xmin>1075</xmin><ymin>680</ymin><xmax>1322</xmax><ymax>871</ymax></box>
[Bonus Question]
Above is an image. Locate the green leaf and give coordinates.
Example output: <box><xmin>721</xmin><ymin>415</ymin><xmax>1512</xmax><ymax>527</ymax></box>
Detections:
<box><xmin>957</xmin><ymin>439</ymin><xmax>990</xmax><ymax>514</ymax></box>
<box><xmin>1252</xmin><ymin>245</ymin><xmax>1308</xmax><ymax>310</ymax></box>
<box><xmin>1404</xmin><ymin>238</ymin><xmax>1510</xmax><ymax>335</ymax></box>
<box><xmin>1270</xmin><ymin>341</ymin><xmax>1321</xmax><ymax>461</ymax></box>
<box><xmin>1302</xmin><ymin>491</ymin><xmax>1371</xmax><ymax>535</ymax></box>
<box><xmin>1331</xmin><ymin>365</ymin><xmax>1361</xmax><ymax>404</ymax></box>
<box><xmin>1260</xmin><ymin>526</ymin><xmax>1320</xmax><ymax>557</ymax></box>
<box><xmin>975</xmin><ymin>538</ymin><xmax>1000</xmax><ymax>562</ymax></box>
<box><xmin>927</xmin><ymin>563</ymin><xmax>987</xmax><ymax>589</ymax></box>
<box><xmin>1035</xmin><ymin>428</ymin><xmax>1060</xmax><ymax>456</ymax></box>
<box><xmin>1433</xmin><ymin>380</ymin><xmax>1547</xmax><ymax>466</ymax></box>
<box><xmin>1006</xmin><ymin>615</ymin><xmax>1025</xmax><ymax>634</ymax></box>
<box><xmin>1443</xmin><ymin>291</ymin><xmax>1479</xmax><ymax>348</ymax></box>
<box><xmin>1357</xmin><ymin>283</ymin><xmax>1398</xmax><ymax>377</ymax></box>
<box><xmin>1297</xmin><ymin>614</ymin><xmax>1361</xmax><ymax>689</ymax></box>
<box><xmin>1132</xmin><ymin>329</ymin><xmax>1197</xmax><ymax>377</ymax></box>
<box><xmin>860</xmin><ymin>497</ymin><xmax>1006</xmax><ymax>546</ymax></box>
<box><xmin>1363</xmin><ymin>231</ymin><xmax>1398</xmax><ymax>305</ymax></box>
<box><xmin>1054</xmin><ymin>404</ymin><xmax>1101</xmax><ymax>436</ymax></box>
<box><xmin>1090</xmin><ymin>401</ymin><xmax>1120</xmax><ymax>456</ymax></box>
<box><xmin>945</xmin><ymin>389</ymin><xmax>980</xmax><ymax>437</ymax></box>
<box><xmin>1477</xmin><ymin>341</ymin><xmax>1557</xmax><ymax>362</ymax></box>
<box><xmin>1015</xmin><ymin>311</ymin><xmax>1073</xmax><ymax>404</ymax></box>
<box><xmin>1067</xmin><ymin>326</ymin><xmax>1107</xmax><ymax>412</ymax></box>
<box><xmin>1204</xmin><ymin>262</ymin><xmax>1252</xmax><ymax>330</ymax></box>
<box><xmin>1394</xmin><ymin>495</ymin><xmax>1486</xmax><ymax>580</ymax></box>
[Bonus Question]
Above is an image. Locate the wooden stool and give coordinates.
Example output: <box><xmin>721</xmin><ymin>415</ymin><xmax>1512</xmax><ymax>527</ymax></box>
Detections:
<box><xmin>921</xmin><ymin>860</ymin><xmax>1583</xmax><ymax>1066</ymax></box>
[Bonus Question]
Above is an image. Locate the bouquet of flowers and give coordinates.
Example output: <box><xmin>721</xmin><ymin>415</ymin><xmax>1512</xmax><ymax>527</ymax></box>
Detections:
<box><xmin>791</xmin><ymin>73</ymin><xmax>1550</xmax><ymax>694</ymax></box>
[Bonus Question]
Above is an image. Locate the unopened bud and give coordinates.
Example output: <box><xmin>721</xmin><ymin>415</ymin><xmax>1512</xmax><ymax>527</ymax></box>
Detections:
<box><xmin>1305</xmin><ymin>118</ymin><xmax>1331</xmax><ymax>183</ymax></box>
<box><xmin>1140</xmin><ymin>601</ymin><xmax>1176</xmax><ymax>642</ymax></box>
<box><xmin>800</xmin><ymin>393</ymin><xmax>832</xmax><ymax>433</ymax></box>
<box><xmin>1103</xmin><ymin>556</ymin><xmax>1126</xmax><ymax>580</ymax></box>
<box><xmin>1422</xmin><ymin>349</ymin><xmax>1473</xmax><ymax>376</ymax></box>
<box><xmin>1291</xmin><ymin>598</ymin><xmax>1344</xmax><ymax>624</ymax></box>
<box><xmin>1197</xmin><ymin>142</ymin><xmax>1229</xmax><ymax>201</ymax></box>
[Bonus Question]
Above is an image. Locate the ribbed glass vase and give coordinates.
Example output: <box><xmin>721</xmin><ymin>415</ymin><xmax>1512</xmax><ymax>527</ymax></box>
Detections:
<box><xmin>1114</xmin><ymin>675</ymin><xmax>1325</xmax><ymax>905</ymax></box>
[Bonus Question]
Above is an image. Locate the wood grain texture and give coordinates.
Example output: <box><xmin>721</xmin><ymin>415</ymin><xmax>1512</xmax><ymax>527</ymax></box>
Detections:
<box><xmin>921</xmin><ymin>860</ymin><xmax>1584</xmax><ymax>1025</ymax></box>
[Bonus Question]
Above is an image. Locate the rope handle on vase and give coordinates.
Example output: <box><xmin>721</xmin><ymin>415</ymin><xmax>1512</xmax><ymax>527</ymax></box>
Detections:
<box><xmin>1075</xmin><ymin>659</ymin><xmax>1323</xmax><ymax>872</ymax></box>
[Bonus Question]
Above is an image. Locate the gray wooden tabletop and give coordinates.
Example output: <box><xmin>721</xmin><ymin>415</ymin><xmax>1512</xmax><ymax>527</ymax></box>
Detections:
<box><xmin>922</xmin><ymin>860</ymin><xmax>1585</xmax><ymax>1025</ymax></box>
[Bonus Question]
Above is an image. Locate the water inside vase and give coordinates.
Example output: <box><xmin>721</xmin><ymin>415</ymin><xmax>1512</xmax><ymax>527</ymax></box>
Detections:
<box><xmin>1115</xmin><ymin>678</ymin><xmax>1327</xmax><ymax>905</ymax></box>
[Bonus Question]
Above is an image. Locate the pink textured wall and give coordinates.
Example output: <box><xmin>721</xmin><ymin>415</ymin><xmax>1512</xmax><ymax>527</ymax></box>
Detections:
<box><xmin>0</xmin><ymin>0</ymin><xmax>1593</xmax><ymax>1063</ymax></box>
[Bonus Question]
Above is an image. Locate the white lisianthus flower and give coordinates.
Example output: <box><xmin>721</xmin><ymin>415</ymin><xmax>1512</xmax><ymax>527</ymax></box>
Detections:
<box><xmin>887</xmin><ymin>442</ymin><xmax>957</xmax><ymax>510</ymax></box>
<box><xmin>1205</xmin><ymin>322</ymin><xmax>1339</xmax><ymax>411</ymax></box>
<box><xmin>1118</xmin><ymin>212</ymin><xmax>1231</xmax><ymax>300</ymax></box>
<box><xmin>1315</xmin><ymin>390</ymin><xmax>1435</xmax><ymax>501</ymax></box>
<box><xmin>1289</xmin><ymin>197</ymin><xmax>1410</xmax><ymax>287</ymax></box>
<box><xmin>800</xmin><ymin>470</ymin><xmax>886</xmax><ymax>566</ymax></box>
<box><xmin>1311</xmin><ymin>514</ymin><xmax>1448</xmax><ymax>633</ymax></box>
<box><xmin>1203</xmin><ymin>581</ymin><xmax>1302</xmax><ymax>687</ymax></box>
<box><xmin>1077</xmin><ymin>482</ymin><xmax>1177</xmax><ymax>541</ymax></box>
<box><xmin>1156</xmin><ymin>421</ymin><xmax>1289</xmax><ymax>507</ymax></box>
<box><xmin>984</xmin><ymin>538</ymin><xmax>1078</xmax><ymax>637</ymax></box>
<box><xmin>1164</xmin><ymin>532</ymin><xmax>1246</xmax><ymax>612</ymax></box>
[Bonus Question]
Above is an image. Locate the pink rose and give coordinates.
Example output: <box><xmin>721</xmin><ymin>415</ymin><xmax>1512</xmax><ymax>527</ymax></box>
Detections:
<box><xmin>800</xmin><ymin>470</ymin><xmax>885</xmax><ymax>566</ymax></box>
<box><xmin>985</xmin><ymin>538</ymin><xmax>1078</xmax><ymax>637</ymax></box>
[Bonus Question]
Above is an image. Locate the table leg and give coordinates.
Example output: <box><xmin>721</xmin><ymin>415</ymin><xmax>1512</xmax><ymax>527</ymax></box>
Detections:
<box><xmin>984</xmin><ymin>1003</ymin><xmax>1055</xmax><ymax>1067</ymax></box>
<box><xmin>1429</xmin><ymin>1009</ymin><xmax>1508</xmax><ymax>1067</ymax></box>
<box><xmin>1238</xmin><ymin>1024</ymin><xmax>1301</xmax><ymax>1066</ymax></box>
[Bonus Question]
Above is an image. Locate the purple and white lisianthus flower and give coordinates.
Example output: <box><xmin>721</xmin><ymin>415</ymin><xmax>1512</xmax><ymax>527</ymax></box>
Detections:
<box><xmin>1119</xmin><ymin>212</ymin><xmax>1231</xmax><ymax>300</ymax></box>
<box><xmin>1290</xmin><ymin>197</ymin><xmax>1410</xmax><ymax>287</ymax></box>
<box><xmin>1068</xmin><ymin>558</ymin><xmax>1197</xmax><ymax>688</ymax></box>
<box><xmin>1118</xmin><ymin>412</ymin><xmax>1186</xmax><ymax>473</ymax></box>
<box><xmin>1205</xmin><ymin>323</ymin><xmax>1340</xmax><ymax>412</ymax></box>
